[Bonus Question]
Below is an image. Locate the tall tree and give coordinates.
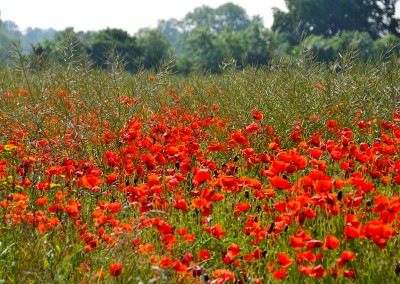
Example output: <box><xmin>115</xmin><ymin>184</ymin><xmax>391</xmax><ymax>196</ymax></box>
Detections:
<box><xmin>185</xmin><ymin>27</ymin><xmax>224</xmax><ymax>72</ymax></box>
<box><xmin>89</xmin><ymin>28</ymin><xmax>141</xmax><ymax>72</ymax></box>
<box><xmin>157</xmin><ymin>19</ymin><xmax>181</xmax><ymax>45</ymax></box>
<box><xmin>136</xmin><ymin>28</ymin><xmax>171</xmax><ymax>69</ymax></box>
<box><xmin>182</xmin><ymin>3</ymin><xmax>253</xmax><ymax>34</ymax></box>
<box><xmin>272</xmin><ymin>0</ymin><xmax>400</xmax><ymax>39</ymax></box>
<box><xmin>32</xmin><ymin>28</ymin><xmax>90</xmax><ymax>63</ymax></box>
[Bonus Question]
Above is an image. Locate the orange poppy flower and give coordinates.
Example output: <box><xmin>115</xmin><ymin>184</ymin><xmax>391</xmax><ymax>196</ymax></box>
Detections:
<box><xmin>314</xmin><ymin>83</ymin><xmax>324</xmax><ymax>89</ymax></box>
<box><xmin>36</xmin><ymin>197</ymin><xmax>48</xmax><ymax>206</ymax></box>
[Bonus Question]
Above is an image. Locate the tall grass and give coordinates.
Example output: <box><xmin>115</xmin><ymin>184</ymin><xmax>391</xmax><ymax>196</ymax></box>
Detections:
<box><xmin>0</xmin><ymin>43</ymin><xmax>399</xmax><ymax>283</ymax></box>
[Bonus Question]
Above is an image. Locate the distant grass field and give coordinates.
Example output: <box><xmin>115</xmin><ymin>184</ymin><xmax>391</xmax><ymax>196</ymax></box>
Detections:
<box><xmin>0</xmin><ymin>48</ymin><xmax>399</xmax><ymax>283</ymax></box>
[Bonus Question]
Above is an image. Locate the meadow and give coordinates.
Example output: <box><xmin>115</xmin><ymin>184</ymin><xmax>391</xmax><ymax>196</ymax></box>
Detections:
<box><xmin>0</xmin><ymin>47</ymin><xmax>399</xmax><ymax>283</ymax></box>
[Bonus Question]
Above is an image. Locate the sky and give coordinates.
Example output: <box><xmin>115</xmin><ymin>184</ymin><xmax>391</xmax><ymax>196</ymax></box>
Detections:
<box><xmin>1</xmin><ymin>0</ymin><xmax>288</xmax><ymax>35</ymax></box>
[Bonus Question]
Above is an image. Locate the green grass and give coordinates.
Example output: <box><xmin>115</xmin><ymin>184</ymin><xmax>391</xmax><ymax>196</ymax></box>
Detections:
<box><xmin>0</xmin><ymin>48</ymin><xmax>399</xmax><ymax>283</ymax></box>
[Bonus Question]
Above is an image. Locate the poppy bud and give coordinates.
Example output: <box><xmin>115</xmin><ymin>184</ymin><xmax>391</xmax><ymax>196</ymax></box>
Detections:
<box><xmin>193</xmin><ymin>265</ymin><xmax>205</xmax><ymax>277</ymax></box>
<box><xmin>395</xmin><ymin>263</ymin><xmax>400</xmax><ymax>275</ymax></box>
<box><xmin>203</xmin><ymin>273</ymin><xmax>209</xmax><ymax>282</ymax></box>
<box><xmin>267</xmin><ymin>222</ymin><xmax>275</xmax><ymax>234</ymax></box>
<box><xmin>337</xmin><ymin>190</ymin><xmax>343</xmax><ymax>201</ymax></box>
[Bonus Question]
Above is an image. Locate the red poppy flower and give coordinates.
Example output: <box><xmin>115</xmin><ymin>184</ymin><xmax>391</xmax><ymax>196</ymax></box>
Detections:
<box><xmin>246</xmin><ymin>122</ymin><xmax>260</xmax><ymax>133</ymax></box>
<box><xmin>273</xmin><ymin>268</ymin><xmax>287</xmax><ymax>279</ymax></box>
<box><xmin>325</xmin><ymin>235</ymin><xmax>340</xmax><ymax>249</ymax></box>
<box><xmin>269</xmin><ymin>175</ymin><xmax>291</xmax><ymax>190</ymax></box>
<box><xmin>303</xmin><ymin>207</ymin><xmax>317</xmax><ymax>219</ymax></box>
<box><xmin>277</xmin><ymin>252</ymin><xmax>293</xmax><ymax>268</ymax></box>
<box><xmin>231</xmin><ymin>131</ymin><xmax>248</xmax><ymax>145</ymax></box>
<box><xmin>306</xmin><ymin>240</ymin><xmax>324</xmax><ymax>250</ymax></box>
<box><xmin>290</xmin><ymin>236</ymin><xmax>305</xmax><ymax>250</ymax></box>
<box><xmin>199</xmin><ymin>250</ymin><xmax>211</xmax><ymax>260</ymax></box>
<box><xmin>296</xmin><ymin>251</ymin><xmax>317</xmax><ymax>264</ymax></box>
<box><xmin>183</xmin><ymin>233</ymin><xmax>195</xmax><ymax>242</ymax></box>
<box><xmin>337</xmin><ymin>250</ymin><xmax>356</xmax><ymax>267</ymax></box>
<box><xmin>108</xmin><ymin>202</ymin><xmax>122</xmax><ymax>213</ymax></box>
<box><xmin>193</xmin><ymin>168</ymin><xmax>211</xmax><ymax>185</ymax></box>
<box><xmin>252</xmin><ymin>109</ymin><xmax>263</xmax><ymax>122</ymax></box>
<box><xmin>234</xmin><ymin>203</ymin><xmax>251</xmax><ymax>217</ymax></box>
<box><xmin>212</xmin><ymin>269</ymin><xmax>236</xmax><ymax>283</ymax></box>
<box><xmin>109</xmin><ymin>263</ymin><xmax>122</xmax><ymax>277</ymax></box>
<box><xmin>343</xmin><ymin>270</ymin><xmax>355</xmax><ymax>278</ymax></box>
<box><xmin>205</xmin><ymin>224</ymin><xmax>226</xmax><ymax>239</ymax></box>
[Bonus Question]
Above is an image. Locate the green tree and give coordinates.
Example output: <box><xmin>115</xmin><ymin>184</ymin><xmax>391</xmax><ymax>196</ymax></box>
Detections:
<box><xmin>213</xmin><ymin>3</ymin><xmax>252</xmax><ymax>33</ymax></box>
<box><xmin>241</xmin><ymin>20</ymin><xmax>272</xmax><ymax>65</ymax></box>
<box><xmin>136</xmin><ymin>28</ymin><xmax>171</xmax><ymax>69</ymax></box>
<box><xmin>0</xmin><ymin>19</ymin><xmax>21</xmax><ymax>62</ymax></box>
<box><xmin>306</xmin><ymin>31</ymin><xmax>375</xmax><ymax>62</ymax></box>
<box><xmin>0</xmin><ymin>29</ymin><xmax>13</xmax><ymax>62</ymax></box>
<box><xmin>218</xmin><ymin>29</ymin><xmax>247</xmax><ymax>67</ymax></box>
<box><xmin>22</xmin><ymin>27</ymin><xmax>56</xmax><ymax>53</ymax></box>
<box><xmin>272</xmin><ymin>0</ymin><xmax>400</xmax><ymax>39</ymax></box>
<box><xmin>373</xmin><ymin>33</ymin><xmax>400</xmax><ymax>57</ymax></box>
<box><xmin>185</xmin><ymin>27</ymin><xmax>224</xmax><ymax>72</ymax></box>
<box><xmin>182</xmin><ymin>3</ymin><xmax>253</xmax><ymax>34</ymax></box>
<box><xmin>157</xmin><ymin>19</ymin><xmax>181</xmax><ymax>45</ymax></box>
<box><xmin>31</xmin><ymin>28</ymin><xmax>90</xmax><ymax>63</ymax></box>
<box><xmin>89</xmin><ymin>28</ymin><xmax>141</xmax><ymax>72</ymax></box>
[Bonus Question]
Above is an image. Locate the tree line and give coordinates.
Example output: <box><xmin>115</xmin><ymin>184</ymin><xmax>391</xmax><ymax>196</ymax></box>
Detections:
<box><xmin>1</xmin><ymin>1</ymin><xmax>400</xmax><ymax>73</ymax></box>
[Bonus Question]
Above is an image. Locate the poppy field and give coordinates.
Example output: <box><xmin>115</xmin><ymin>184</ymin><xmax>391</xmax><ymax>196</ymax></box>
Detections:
<box><xmin>0</xmin><ymin>54</ymin><xmax>399</xmax><ymax>283</ymax></box>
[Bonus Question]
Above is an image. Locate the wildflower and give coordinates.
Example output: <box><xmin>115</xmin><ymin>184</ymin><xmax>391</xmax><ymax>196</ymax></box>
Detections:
<box><xmin>36</xmin><ymin>197</ymin><xmax>48</xmax><ymax>206</ymax></box>
<box><xmin>343</xmin><ymin>270</ymin><xmax>355</xmax><ymax>278</ymax></box>
<box><xmin>314</xmin><ymin>83</ymin><xmax>324</xmax><ymax>89</ymax></box>
<box><xmin>199</xmin><ymin>250</ymin><xmax>211</xmax><ymax>261</ymax></box>
<box><xmin>231</xmin><ymin>131</ymin><xmax>248</xmax><ymax>145</ymax></box>
<box><xmin>337</xmin><ymin>250</ymin><xmax>356</xmax><ymax>267</ymax></box>
<box><xmin>277</xmin><ymin>252</ymin><xmax>293</xmax><ymax>268</ymax></box>
<box><xmin>234</xmin><ymin>203</ymin><xmax>251</xmax><ymax>217</ymax></box>
<box><xmin>325</xmin><ymin>235</ymin><xmax>340</xmax><ymax>249</ymax></box>
<box><xmin>109</xmin><ymin>263</ymin><xmax>122</xmax><ymax>277</ymax></box>
<box><xmin>273</xmin><ymin>269</ymin><xmax>287</xmax><ymax>279</ymax></box>
<box><xmin>108</xmin><ymin>202</ymin><xmax>122</xmax><ymax>213</ymax></box>
<box><xmin>212</xmin><ymin>269</ymin><xmax>235</xmax><ymax>283</ymax></box>
<box><xmin>252</xmin><ymin>109</ymin><xmax>263</xmax><ymax>122</ymax></box>
<box><xmin>269</xmin><ymin>175</ymin><xmax>291</xmax><ymax>190</ymax></box>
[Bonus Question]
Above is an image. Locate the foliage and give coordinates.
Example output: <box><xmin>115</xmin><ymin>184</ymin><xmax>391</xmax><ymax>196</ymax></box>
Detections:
<box><xmin>89</xmin><ymin>28</ymin><xmax>141</xmax><ymax>73</ymax></box>
<box><xmin>182</xmin><ymin>3</ymin><xmax>253</xmax><ymax>34</ymax></box>
<box><xmin>1</xmin><ymin>2</ymin><xmax>400</xmax><ymax>74</ymax></box>
<box><xmin>136</xmin><ymin>28</ymin><xmax>172</xmax><ymax>69</ymax></box>
<box><xmin>272</xmin><ymin>0</ymin><xmax>400</xmax><ymax>39</ymax></box>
